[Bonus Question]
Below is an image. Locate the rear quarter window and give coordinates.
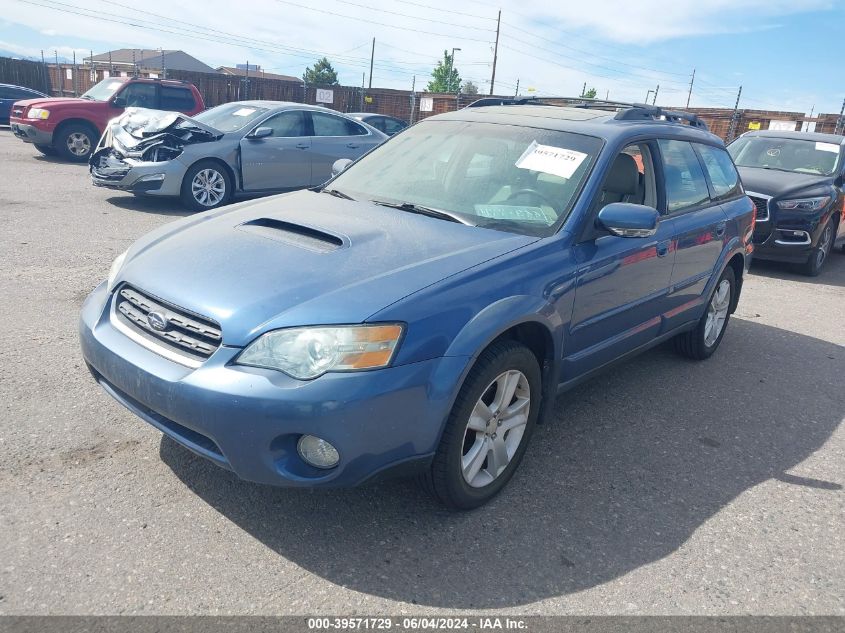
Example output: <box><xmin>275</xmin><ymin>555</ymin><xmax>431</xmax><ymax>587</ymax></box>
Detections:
<box><xmin>696</xmin><ymin>143</ymin><xmax>743</xmax><ymax>201</ymax></box>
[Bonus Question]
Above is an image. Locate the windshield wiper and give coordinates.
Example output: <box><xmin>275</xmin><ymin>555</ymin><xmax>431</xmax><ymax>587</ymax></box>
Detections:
<box><xmin>371</xmin><ymin>200</ymin><xmax>475</xmax><ymax>225</ymax></box>
<box><xmin>321</xmin><ymin>188</ymin><xmax>355</xmax><ymax>201</ymax></box>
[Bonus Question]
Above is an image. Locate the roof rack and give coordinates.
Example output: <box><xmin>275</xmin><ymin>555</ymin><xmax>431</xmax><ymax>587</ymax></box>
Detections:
<box><xmin>465</xmin><ymin>96</ymin><xmax>709</xmax><ymax>131</ymax></box>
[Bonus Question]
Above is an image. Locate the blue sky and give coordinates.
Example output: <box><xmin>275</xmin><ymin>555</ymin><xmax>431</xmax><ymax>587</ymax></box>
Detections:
<box><xmin>1</xmin><ymin>0</ymin><xmax>843</xmax><ymax>114</ymax></box>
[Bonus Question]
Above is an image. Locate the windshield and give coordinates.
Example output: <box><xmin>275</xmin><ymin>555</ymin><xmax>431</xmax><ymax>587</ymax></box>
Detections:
<box><xmin>193</xmin><ymin>103</ymin><xmax>270</xmax><ymax>133</ymax></box>
<box><xmin>81</xmin><ymin>78</ymin><xmax>125</xmax><ymax>101</ymax></box>
<box><xmin>330</xmin><ymin>120</ymin><xmax>602</xmax><ymax>236</ymax></box>
<box><xmin>728</xmin><ymin>136</ymin><xmax>842</xmax><ymax>176</ymax></box>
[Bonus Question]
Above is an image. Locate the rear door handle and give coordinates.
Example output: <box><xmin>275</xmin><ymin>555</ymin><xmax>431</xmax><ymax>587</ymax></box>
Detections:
<box><xmin>346</xmin><ymin>143</ymin><xmax>360</xmax><ymax>149</ymax></box>
<box><xmin>295</xmin><ymin>143</ymin><xmax>309</xmax><ymax>149</ymax></box>
<box><xmin>657</xmin><ymin>240</ymin><xmax>671</xmax><ymax>257</ymax></box>
<box><xmin>715</xmin><ymin>222</ymin><xmax>727</xmax><ymax>237</ymax></box>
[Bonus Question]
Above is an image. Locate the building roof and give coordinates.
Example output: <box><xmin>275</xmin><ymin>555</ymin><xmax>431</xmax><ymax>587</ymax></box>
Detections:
<box><xmin>216</xmin><ymin>66</ymin><xmax>300</xmax><ymax>82</ymax></box>
<box><xmin>86</xmin><ymin>49</ymin><xmax>217</xmax><ymax>73</ymax></box>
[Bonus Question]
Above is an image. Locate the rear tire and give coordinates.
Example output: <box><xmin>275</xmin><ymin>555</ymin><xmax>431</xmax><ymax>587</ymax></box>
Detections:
<box><xmin>801</xmin><ymin>218</ymin><xmax>835</xmax><ymax>277</ymax></box>
<box><xmin>673</xmin><ymin>265</ymin><xmax>735</xmax><ymax>360</ymax></box>
<box><xmin>180</xmin><ymin>160</ymin><xmax>233</xmax><ymax>211</ymax></box>
<box><xmin>34</xmin><ymin>143</ymin><xmax>57</xmax><ymax>156</ymax></box>
<box><xmin>55</xmin><ymin>122</ymin><xmax>98</xmax><ymax>162</ymax></box>
<box><xmin>420</xmin><ymin>340</ymin><xmax>541</xmax><ymax>510</ymax></box>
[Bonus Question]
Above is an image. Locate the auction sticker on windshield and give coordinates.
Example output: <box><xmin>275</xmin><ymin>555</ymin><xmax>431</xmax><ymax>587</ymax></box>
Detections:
<box><xmin>233</xmin><ymin>108</ymin><xmax>257</xmax><ymax>117</ymax></box>
<box><xmin>515</xmin><ymin>141</ymin><xmax>587</xmax><ymax>179</ymax></box>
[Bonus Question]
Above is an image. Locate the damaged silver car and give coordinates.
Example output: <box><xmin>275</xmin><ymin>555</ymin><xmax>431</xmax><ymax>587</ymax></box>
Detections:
<box><xmin>90</xmin><ymin>101</ymin><xmax>388</xmax><ymax>210</ymax></box>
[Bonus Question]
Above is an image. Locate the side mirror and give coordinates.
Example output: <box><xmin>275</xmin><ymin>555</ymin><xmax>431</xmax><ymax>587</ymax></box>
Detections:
<box><xmin>835</xmin><ymin>170</ymin><xmax>845</xmax><ymax>188</ymax></box>
<box><xmin>596</xmin><ymin>203</ymin><xmax>660</xmax><ymax>238</ymax></box>
<box><xmin>332</xmin><ymin>158</ymin><xmax>353</xmax><ymax>177</ymax></box>
<box><xmin>112</xmin><ymin>96</ymin><xmax>126</xmax><ymax>108</ymax></box>
<box><xmin>246</xmin><ymin>127</ymin><xmax>273</xmax><ymax>139</ymax></box>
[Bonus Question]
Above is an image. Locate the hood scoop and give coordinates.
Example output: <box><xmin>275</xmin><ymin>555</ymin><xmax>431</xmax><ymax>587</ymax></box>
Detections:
<box><xmin>237</xmin><ymin>218</ymin><xmax>345</xmax><ymax>253</ymax></box>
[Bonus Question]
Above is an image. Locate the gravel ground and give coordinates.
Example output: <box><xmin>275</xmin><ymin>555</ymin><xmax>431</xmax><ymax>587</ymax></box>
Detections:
<box><xmin>0</xmin><ymin>129</ymin><xmax>842</xmax><ymax>615</ymax></box>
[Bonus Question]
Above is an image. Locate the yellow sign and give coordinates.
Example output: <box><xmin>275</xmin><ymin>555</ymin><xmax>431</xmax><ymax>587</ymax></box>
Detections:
<box><xmin>748</xmin><ymin>121</ymin><xmax>761</xmax><ymax>130</ymax></box>
<box><xmin>364</xmin><ymin>95</ymin><xmax>373</xmax><ymax>103</ymax></box>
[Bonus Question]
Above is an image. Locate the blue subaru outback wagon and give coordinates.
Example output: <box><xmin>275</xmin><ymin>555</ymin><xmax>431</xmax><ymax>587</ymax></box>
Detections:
<box><xmin>80</xmin><ymin>102</ymin><xmax>755</xmax><ymax>509</ymax></box>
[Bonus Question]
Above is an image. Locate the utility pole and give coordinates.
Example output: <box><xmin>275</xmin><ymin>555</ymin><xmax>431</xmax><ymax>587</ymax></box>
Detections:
<box><xmin>243</xmin><ymin>60</ymin><xmax>250</xmax><ymax>99</ymax></box>
<box><xmin>132</xmin><ymin>49</ymin><xmax>137</xmax><ymax>77</ymax></box>
<box><xmin>514</xmin><ymin>78</ymin><xmax>519</xmax><ymax>97</ymax></box>
<box><xmin>108</xmin><ymin>50</ymin><xmax>113</xmax><ymax>76</ymax></box>
<box><xmin>410</xmin><ymin>75</ymin><xmax>416</xmax><ymax>124</ymax></box>
<box><xmin>161</xmin><ymin>48</ymin><xmax>166</xmax><ymax>80</ymax></box>
<box><xmin>54</xmin><ymin>50</ymin><xmax>59</xmax><ymax>95</ymax></box>
<box><xmin>834</xmin><ymin>97</ymin><xmax>845</xmax><ymax>135</ymax></box>
<box><xmin>361</xmin><ymin>72</ymin><xmax>365</xmax><ymax>110</ymax></box>
<box><xmin>726</xmin><ymin>85</ymin><xmax>743</xmax><ymax>142</ymax></box>
<box><xmin>72</xmin><ymin>50</ymin><xmax>77</xmax><ymax>96</ymax></box>
<box><xmin>605</xmin><ymin>89</ymin><xmax>609</xmax><ymax>100</ymax></box>
<box><xmin>489</xmin><ymin>9</ymin><xmax>500</xmax><ymax>95</ymax></box>
<box><xmin>368</xmin><ymin>37</ymin><xmax>375</xmax><ymax>89</ymax></box>
<box><xmin>90</xmin><ymin>49</ymin><xmax>93</xmax><ymax>83</ymax></box>
<box><xmin>645</xmin><ymin>89</ymin><xmax>653</xmax><ymax>103</ymax></box>
<box><xmin>581</xmin><ymin>81</ymin><xmax>586</xmax><ymax>98</ymax></box>
<box><xmin>686</xmin><ymin>68</ymin><xmax>695</xmax><ymax>108</ymax></box>
<box><xmin>652</xmin><ymin>84</ymin><xmax>659</xmax><ymax>105</ymax></box>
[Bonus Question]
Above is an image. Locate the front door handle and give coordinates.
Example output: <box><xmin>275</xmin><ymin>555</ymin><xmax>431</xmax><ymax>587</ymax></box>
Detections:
<box><xmin>295</xmin><ymin>143</ymin><xmax>309</xmax><ymax>149</ymax></box>
<box><xmin>346</xmin><ymin>143</ymin><xmax>360</xmax><ymax>149</ymax></box>
<box><xmin>656</xmin><ymin>240</ymin><xmax>671</xmax><ymax>257</ymax></box>
<box><xmin>715</xmin><ymin>221</ymin><xmax>727</xmax><ymax>237</ymax></box>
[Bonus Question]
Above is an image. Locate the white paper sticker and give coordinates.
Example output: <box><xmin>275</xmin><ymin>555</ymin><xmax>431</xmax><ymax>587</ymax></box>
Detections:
<box><xmin>515</xmin><ymin>141</ymin><xmax>587</xmax><ymax>179</ymax></box>
<box><xmin>232</xmin><ymin>108</ymin><xmax>257</xmax><ymax>117</ymax></box>
<box><xmin>815</xmin><ymin>142</ymin><xmax>839</xmax><ymax>153</ymax></box>
<box><xmin>107</xmin><ymin>81</ymin><xmax>123</xmax><ymax>90</ymax></box>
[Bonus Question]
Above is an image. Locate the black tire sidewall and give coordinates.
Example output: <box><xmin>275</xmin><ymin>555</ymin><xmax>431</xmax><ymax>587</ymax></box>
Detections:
<box><xmin>435</xmin><ymin>342</ymin><xmax>542</xmax><ymax>509</ymax></box>
<box><xmin>180</xmin><ymin>161</ymin><xmax>232</xmax><ymax>211</ymax></box>
<box><xmin>803</xmin><ymin>219</ymin><xmax>834</xmax><ymax>276</ymax></box>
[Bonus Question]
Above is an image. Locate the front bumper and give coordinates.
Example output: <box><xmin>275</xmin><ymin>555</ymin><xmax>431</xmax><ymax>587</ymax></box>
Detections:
<box><xmin>750</xmin><ymin>208</ymin><xmax>830</xmax><ymax>264</ymax></box>
<box><xmin>79</xmin><ymin>282</ymin><xmax>467</xmax><ymax>487</ymax></box>
<box><xmin>9</xmin><ymin>120</ymin><xmax>53</xmax><ymax>145</ymax></box>
<box><xmin>90</xmin><ymin>157</ymin><xmax>185</xmax><ymax>196</ymax></box>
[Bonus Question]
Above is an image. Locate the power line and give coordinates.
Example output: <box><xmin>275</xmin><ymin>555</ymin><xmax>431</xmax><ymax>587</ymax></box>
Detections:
<box><xmin>329</xmin><ymin>0</ymin><xmax>495</xmax><ymax>32</ymax></box>
<box><xmin>392</xmin><ymin>0</ymin><xmax>497</xmax><ymax>21</ymax></box>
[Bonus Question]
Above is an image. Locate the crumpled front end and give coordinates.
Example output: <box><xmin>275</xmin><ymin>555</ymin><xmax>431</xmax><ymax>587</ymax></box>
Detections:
<box><xmin>90</xmin><ymin>108</ymin><xmax>220</xmax><ymax>195</ymax></box>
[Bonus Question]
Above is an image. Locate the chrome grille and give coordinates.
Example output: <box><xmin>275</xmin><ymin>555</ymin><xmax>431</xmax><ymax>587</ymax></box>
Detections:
<box><xmin>747</xmin><ymin>195</ymin><xmax>770</xmax><ymax>222</ymax></box>
<box><xmin>113</xmin><ymin>285</ymin><xmax>222</xmax><ymax>364</ymax></box>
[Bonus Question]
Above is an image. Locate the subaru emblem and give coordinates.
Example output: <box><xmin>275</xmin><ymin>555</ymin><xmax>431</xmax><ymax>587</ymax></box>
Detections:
<box><xmin>147</xmin><ymin>311</ymin><xmax>168</xmax><ymax>331</ymax></box>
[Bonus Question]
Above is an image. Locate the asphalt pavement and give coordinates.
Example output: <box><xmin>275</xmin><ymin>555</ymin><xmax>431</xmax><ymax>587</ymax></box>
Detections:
<box><xmin>0</xmin><ymin>129</ymin><xmax>842</xmax><ymax>615</ymax></box>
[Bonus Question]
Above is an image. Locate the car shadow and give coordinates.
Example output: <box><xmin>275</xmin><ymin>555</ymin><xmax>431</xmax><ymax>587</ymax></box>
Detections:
<box><xmin>159</xmin><ymin>318</ymin><xmax>843</xmax><ymax>609</ymax></box>
<box><xmin>749</xmin><ymin>248</ymin><xmax>845</xmax><ymax>287</ymax></box>
<box><xmin>105</xmin><ymin>195</ymin><xmax>193</xmax><ymax>217</ymax></box>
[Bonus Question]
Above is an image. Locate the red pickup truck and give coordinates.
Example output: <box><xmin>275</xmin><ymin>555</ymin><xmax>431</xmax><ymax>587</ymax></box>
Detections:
<box><xmin>9</xmin><ymin>76</ymin><xmax>205</xmax><ymax>162</ymax></box>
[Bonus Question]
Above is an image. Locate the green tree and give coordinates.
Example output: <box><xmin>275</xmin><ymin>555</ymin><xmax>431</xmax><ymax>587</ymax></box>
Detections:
<box><xmin>303</xmin><ymin>57</ymin><xmax>339</xmax><ymax>85</ymax></box>
<box><xmin>426</xmin><ymin>50</ymin><xmax>461</xmax><ymax>93</ymax></box>
<box><xmin>462</xmin><ymin>80</ymin><xmax>479</xmax><ymax>95</ymax></box>
<box><xmin>581</xmin><ymin>86</ymin><xmax>597</xmax><ymax>99</ymax></box>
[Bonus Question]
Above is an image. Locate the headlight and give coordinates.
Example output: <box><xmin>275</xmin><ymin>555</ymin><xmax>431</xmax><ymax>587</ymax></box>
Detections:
<box><xmin>27</xmin><ymin>108</ymin><xmax>50</xmax><ymax>120</ymax></box>
<box><xmin>776</xmin><ymin>196</ymin><xmax>830</xmax><ymax>211</ymax></box>
<box><xmin>236</xmin><ymin>324</ymin><xmax>404</xmax><ymax>380</ymax></box>
<box><xmin>107</xmin><ymin>250</ymin><xmax>128</xmax><ymax>291</ymax></box>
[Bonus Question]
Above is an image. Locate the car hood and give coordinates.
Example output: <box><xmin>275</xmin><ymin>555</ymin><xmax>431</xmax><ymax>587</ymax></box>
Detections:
<box><xmin>118</xmin><ymin>190</ymin><xmax>537</xmax><ymax>346</ymax></box>
<box><xmin>738</xmin><ymin>166</ymin><xmax>835</xmax><ymax>198</ymax></box>
<box><xmin>12</xmin><ymin>97</ymin><xmax>105</xmax><ymax>109</ymax></box>
<box><xmin>92</xmin><ymin>108</ymin><xmax>221</xmax><ymax>164</ymax></box>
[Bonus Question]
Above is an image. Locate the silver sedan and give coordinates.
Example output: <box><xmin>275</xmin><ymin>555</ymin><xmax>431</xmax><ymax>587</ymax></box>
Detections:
<box><xmin>90</xmin><ymin>101</ymin><xmax>388</xmax><ymax>210</ymax></box>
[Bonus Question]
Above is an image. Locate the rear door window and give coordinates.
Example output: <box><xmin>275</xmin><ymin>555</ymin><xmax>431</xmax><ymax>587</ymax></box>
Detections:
<box><xmin>311</xmin><ymin>112</ymin><xmax>368</xmax><ymax>136</ymax></box>
<box><xmin>657</xmin><ymin>139</ymin><xmax>711</xmax><ymax>214</ymax></box>
<box><xmin>382</xmin><ymin>117</ymin><xmax>406</xmax><ymax>135</ymax></box>
<box><xmin>160</xmin><ymin>86</ymin><xmax>195</xmax><ymax>111</ymax></box>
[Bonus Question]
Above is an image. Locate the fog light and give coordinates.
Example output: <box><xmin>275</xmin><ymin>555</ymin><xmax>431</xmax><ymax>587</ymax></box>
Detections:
<box><xmin>137</xmin><ymin>173</ymin><xmax>166</xmax><ymax>182</ymax></box>
<box><xmin>297</xmin><ymin>435</ymin><xmax>339</xmax><ymax>469</ymax></box>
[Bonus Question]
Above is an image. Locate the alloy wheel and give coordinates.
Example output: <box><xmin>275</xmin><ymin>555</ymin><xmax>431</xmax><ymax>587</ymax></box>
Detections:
<box><xmin>191</xmin><ymin>169</ymin><xmax>226</xmax><ymax>207</ymax></box>
<box><xmin>704</xmin><ymin>279</ymin><xmax>731</xmax><ymax>347</ymax></box>
<box><xmin>461</xmin><ymin>369</ymin><xmax>530</xmax><ymax>488</ymax></box>
<box><xmin>66</xmin><ymin>132</ymin><xmax>91</xmax><ymax>157</ymax></box>
<box><xmin>816</xmin><ymin>224</ymin><xmax>833</xmax><ymax>269</ymax></box>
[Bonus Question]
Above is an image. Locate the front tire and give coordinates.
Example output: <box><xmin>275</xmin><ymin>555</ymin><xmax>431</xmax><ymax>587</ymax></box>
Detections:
<box><xmin>421</xmin><ymin>340</ymin><xmax>541</xmax><ymax>510</ymax></box>
<box><xmin>180</xmin><ymin>161</ymin><xmax>232</xmax><ymax>211</ymax></box>
<box><xmin>34</xmin><ymin>143</ymin><xmax>57</xmax><ymax>156</ymax></box>
<box><xmin>55</xmin><ymin>122</ymin><xmax>97</xmax><ymax>162</ymax></box>
<box><xmin>674</xmin><ymin>265</ymin><xmax>735</xmax><ymax>360</ymax></box>
<box><xmin>801</xmin><ymin>218</ymin><xmax>835</xmax><ymax>277</ymax></box>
